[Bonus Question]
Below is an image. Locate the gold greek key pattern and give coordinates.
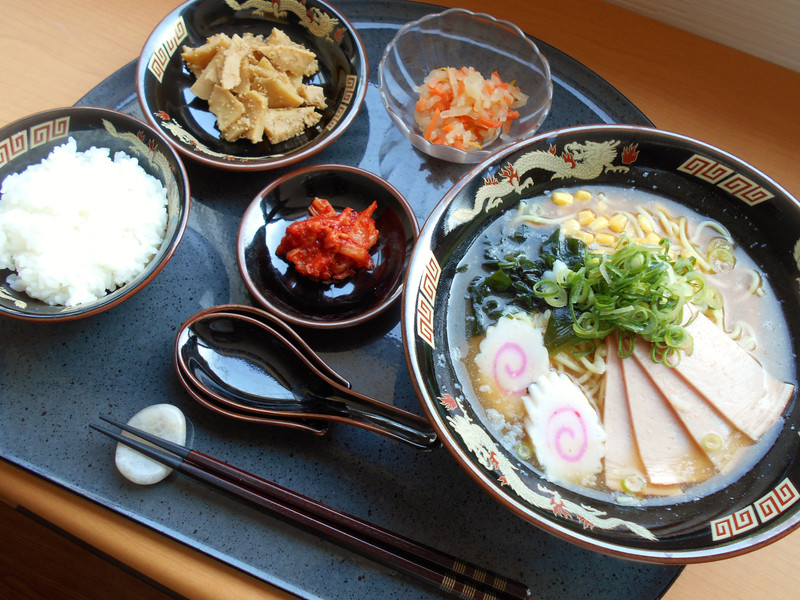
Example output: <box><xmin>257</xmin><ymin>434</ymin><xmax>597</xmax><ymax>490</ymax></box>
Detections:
<box><xmin>677</xmin><ymin>153</ymin><xmax>734</xmax><ymax>183</ymax></box>
<box><xmin>148</xmin><ymin>16</ymin><xmax>188</xmax><ymax>83</ymax></box>
<box><xmin>419</xmin><ymin>255</ymin><xmax>441</xmax><ymax>304</ymax></box>
<box><xmin>30</xmin><ymin>116</ymin><xmax>69</xmax><ymax>148</ymax></box>
<box><xmin>0</xmin><ymin>117</ymin><xmax>70</xmax><ymax>169</ymax></box>
<box><xmin>755</xmin><ymin>478</ymin><xmax>800</xmax><ymax>523</ymax></box>
<box><xmin>710</xmin><ymin>505</ymin><xmax>759</xmax><ymax>541</ymax></box>
<box><xmin>416</xmin><ymin>294</ymin><xmax>436</xmax><ymax>349</ymax></box>
<box><xmin>678</xmin><ymin>152</ymin><xmax>775</xmax><ymax>206</ymax></box>
<box><xmin>324</xmin><ymin>75</ymin><xmax>359</xmax><ymax>132</ymax></box>
<box><xmin>710</xmin><ymin>478</ymin><xmax>798</xmax><ymax>541</ymax></box>
<box><xmin>415</xmin><ymin>253</ymin><xmax>440</xmax><ymax>349</ymax></box>
<box><xmin>0</xmin><ymin>131</ymin><xmax>28</xmax><ymax>169</ymax></box>
<box><xmin>718</xmin><ymin>172</ymin><xmax>775</xmax><ymax>205</ymax></box>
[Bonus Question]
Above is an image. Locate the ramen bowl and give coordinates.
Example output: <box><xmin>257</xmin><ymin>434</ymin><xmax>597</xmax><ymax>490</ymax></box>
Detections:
<box><xmin>378</xmin><ymin>8</ymin><xmax>552</xmax><ymax>164</ymax></box>
<box><xmin>137</xmin><ymin>0</ymin><xmax>368</xmax><ymax>171</ymax></box>
<box><xmin>402</xmin><ymin>123</ymin><xmax>800</xmax><ymax>562</ymax></box>
<box><xmin>0</xmin><ymin>106</ymin><xmax>190</xmax><ymax>322</ymax></box>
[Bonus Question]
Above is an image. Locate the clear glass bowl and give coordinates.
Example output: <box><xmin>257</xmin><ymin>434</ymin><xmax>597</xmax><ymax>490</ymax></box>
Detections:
<box><xmin>378</xmin><ymin>8</ymin><xmax>553</xmax><ymax>164</ymax></box>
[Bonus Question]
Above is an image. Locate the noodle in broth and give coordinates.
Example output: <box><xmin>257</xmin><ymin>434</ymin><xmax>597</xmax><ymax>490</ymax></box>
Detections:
<box><xmin>448</xmin><ymin>184</ymin><xmax>796</xmax><ymax>502</ymax></box>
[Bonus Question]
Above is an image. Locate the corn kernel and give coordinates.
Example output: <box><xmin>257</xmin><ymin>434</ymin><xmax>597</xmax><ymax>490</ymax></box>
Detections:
<box><xmin>574</xmin><ymin>189</ymin><xmax>592</xmax><ymax>202</ymax></box>
<box><xmin>561</xmin><ymin>219</ymin><xmax>580</xmax><ymax>235</ymax></box>
<box><xmin>595</xmin><ymin>232</ymin><xmax>616</xmax><ymax>246</ymax></box>
<box><xmin>577</xmin><ymin>209</ymin><xmax>595</xmax><ymax>226</ymax></box>
<box><xmin>637</xmin><ymin>213</ymin><xmax>655</xmax><ymax>234</ymax></box>
<box><xmin>588</xmin><ymin>216</ymin><xmax>610</xmax><ymax>232</ymax></box>
<box><xmin>608</xmin><ymin>213</ymin><xmax>628</xmax><ymax>233</ymax></box>
<box><xmin>551</xmin><ymin>191</ymin><xmax>574</xmax><ymax>206</ymax></box>
<box><xmin>572</xmin><ymin>230</ymin><xmax>595</xmax><ymax>245</ymax></box>
<box><xmin>642</xmin><ymin>233</ymin><xmax>662</xmax><ymax>246</ymax></box>
<box><xmin>597</xmin><ymin>199</ymin><xmax>608</xmax><ymax>212</ymax></box>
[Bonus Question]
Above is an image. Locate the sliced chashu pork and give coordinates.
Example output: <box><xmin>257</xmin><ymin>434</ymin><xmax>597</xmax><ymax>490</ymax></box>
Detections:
<box><xmin>620</xmin><ymin>347</ymin><xmax>715</xmax><ymax>486</ymax></box>
<box><xmin>674</xmin><ymin>308</ymin><xmax>794</xmax><ymax>441</ymax></box>
<box><xmin>603</xmin><ymin>337</ymin><xmax>681</xmax><ymax>495</ymax></box>
<box><xmin>631</xmin><ymin>342</ymin><xmax>750</xmax><ymax>473</ymax></box>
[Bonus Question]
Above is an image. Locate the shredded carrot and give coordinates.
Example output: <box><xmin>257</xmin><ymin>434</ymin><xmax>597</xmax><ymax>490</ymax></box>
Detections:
<box><xmin>424</xmin><ymin>107</ymin><xmax>441</xmax><ymax>141</ymax></box>
<box><xmin>478</xmin><ymin>115</ymin><xmax>503</xmax><ymax>129</ymax></box>
<box><xmin>414</xmin><ymin>66</ymin><xmax>528</xmax><ymax>152</ymax></box>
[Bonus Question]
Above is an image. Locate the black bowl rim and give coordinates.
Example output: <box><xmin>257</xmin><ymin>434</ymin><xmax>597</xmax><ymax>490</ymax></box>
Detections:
<box><xmin>236</xmin><ymin>162</ymin><xmax>420</xmax><ymax>329</ymax></box>
<box><xmin>401</xmin><ymin>122</ymin><xmax>800</xmax><ymax>563</ymax></box>
<box><xmin>135</xmin><ymin>0</ymin><xmax>369</xmax><ymax>172</ymax></box>
<box><xmin>0</xmin><ymin>105</ymin><xmax>191</xmax><ymax>322</ymax></box>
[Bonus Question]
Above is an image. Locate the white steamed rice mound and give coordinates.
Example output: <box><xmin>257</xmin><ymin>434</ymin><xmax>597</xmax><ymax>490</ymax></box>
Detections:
<box><xmin>0</xmin><ymin>137</ymin><xmax>168</xmax><ymax>307</ymax></box>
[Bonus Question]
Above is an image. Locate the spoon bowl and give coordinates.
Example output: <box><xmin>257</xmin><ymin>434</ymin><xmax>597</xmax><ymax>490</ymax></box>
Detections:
<box><xmin>173</xmin><ymin>361</ymin><xmax>331</xmax><ymax>436</ymax></box>
<box><xmin>175</xmin><ymin>310</ymin><xmax>438</xmax><ymax>449</ymax></box>
<box><xmin>186</xmin><ymin>304</ymin><xmax>350</xmax><ymax>388</ymax></box>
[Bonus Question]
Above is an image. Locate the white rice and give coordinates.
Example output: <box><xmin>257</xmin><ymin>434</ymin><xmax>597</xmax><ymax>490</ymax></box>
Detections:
<box><xmin>0</xmin><ymin>137</ymin><xmax>168</xmax><ymax>307</ymax></box>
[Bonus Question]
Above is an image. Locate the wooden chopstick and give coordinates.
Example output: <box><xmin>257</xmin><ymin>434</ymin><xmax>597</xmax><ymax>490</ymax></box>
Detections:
<box><xmin>92</xmin><ymin>417</ymin><xmax>531</xmax><ymax>600</ymax></box>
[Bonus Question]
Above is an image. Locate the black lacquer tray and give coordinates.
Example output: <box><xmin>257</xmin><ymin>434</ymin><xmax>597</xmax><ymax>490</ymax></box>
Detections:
<box><xmin>0</xmin><ymin>1</ymin><xmax>683</xmax><ymax>597</ymax></box>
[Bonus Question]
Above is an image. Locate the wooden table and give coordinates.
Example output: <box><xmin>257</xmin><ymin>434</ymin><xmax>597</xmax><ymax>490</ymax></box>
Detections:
<box><xmin>2</xmin><ymin>1</ymin><xmax>799</xmax><ymax>598</ymax></box>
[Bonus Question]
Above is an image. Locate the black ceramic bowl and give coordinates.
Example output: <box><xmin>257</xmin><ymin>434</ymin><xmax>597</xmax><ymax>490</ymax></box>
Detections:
<box><xmin>137</xmin><ymin>0</ymin><xmax>368</xmax><ymax>171</ymax></box>
<box><xmin>402</xmin><ymin>124</ymin><xmax>800</xmax><ymax>563</ymax></box>
<box><xmin>237</xmin><ymin>164</ymin><xmax>419</xmax><ymax>329</ymax></box>
<box><xmin>0</xmin><ymin>106</ymin><xmax>190</xmax><ymax>322</ymax></box>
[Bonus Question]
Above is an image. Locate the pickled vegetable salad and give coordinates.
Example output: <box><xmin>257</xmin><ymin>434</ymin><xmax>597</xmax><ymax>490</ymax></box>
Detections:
<box><xmin>414</xmin><ymin>67</ymin><xmax>528</xmax><ymax>151</ymax></box>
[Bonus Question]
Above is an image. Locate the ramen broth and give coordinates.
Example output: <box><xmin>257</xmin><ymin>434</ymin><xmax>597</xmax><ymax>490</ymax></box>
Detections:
<box><xmin>447</xmin><ymin>184</ymin><xmax>796</xmax><ymax>501</ymax></box>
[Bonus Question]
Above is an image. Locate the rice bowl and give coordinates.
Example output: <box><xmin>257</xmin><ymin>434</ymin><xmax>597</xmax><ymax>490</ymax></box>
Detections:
<box><xmin>0</xmin><ymin>137</ymin><xmax>168</xmax><ymax>307</ymax></box>
<box><xmin>0</xmin><ymin>106</ymin><xmax>190</xmax><ymax>322</ymax></box>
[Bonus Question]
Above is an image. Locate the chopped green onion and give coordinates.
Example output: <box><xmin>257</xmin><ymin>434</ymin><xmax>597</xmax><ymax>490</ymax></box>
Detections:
<box><xmin>617</xmin><ymin>332</ymin><xmax>635</xmax><ymax>359</ymax></box>
<box><xmin>532</xmin><ymin>234</ymin><xmax>718</xmax><ymax>363</ymax></box>
<box><xmin>621</xmin><ymin>473</ymin><xmax>646</xmax><ymax>494</ymax></box>
<box><xmin>702</xmin><ymin>432</ymin><xmax>723</xmax><ymax>451</ymax></box>
<box><xmin>707</xmin><ymin>238</ymin><xmax>736</xmax><ymax>272</ymax></box>
<box><xmin>515</xmin><ymin>443</ymin><xmax>533</xmax><ymax>461</ymax></box>
<box><xmin>533</xmin><ymin>280</ymin><xmax>567</xmax><ymax>307</ymax></box>
<box><xmin>663</xmin><ymin>325</ymin><xmax>686</xmax><ymax>348</ymax></box>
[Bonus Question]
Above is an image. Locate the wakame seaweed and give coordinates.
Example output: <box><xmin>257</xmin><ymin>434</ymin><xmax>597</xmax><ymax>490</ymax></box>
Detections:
<box><xmin>542</xmin><ymin>306</ymin><xmax>583</xmax><ymax>355</ymax></box>
<box><xmin>465</xmin><ymin>228</ymin><xmax>587</xmax><ymax>339</ymax></box>
<box><xmin>538</xmin><ymin>227</ymin><xmax>586</xmax><ymax>271</ymax></box>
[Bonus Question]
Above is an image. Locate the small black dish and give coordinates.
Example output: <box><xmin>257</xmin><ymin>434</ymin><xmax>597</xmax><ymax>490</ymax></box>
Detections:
<box><xmin>136</xmin><ymin>0</ymin><xmax>368</xmax><ymax>171</ymax></box>
<box><xmin>237</xmin><ymin>164</ymin><xmax>419</xmax><ymax>329</ymax></box>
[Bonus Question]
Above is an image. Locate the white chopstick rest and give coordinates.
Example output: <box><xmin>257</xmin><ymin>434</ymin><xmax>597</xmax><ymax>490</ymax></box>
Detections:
<box><xmin>114</xmin><ymin>404</ymin><xmax>187</xmax><ymax>485</ymax></box>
